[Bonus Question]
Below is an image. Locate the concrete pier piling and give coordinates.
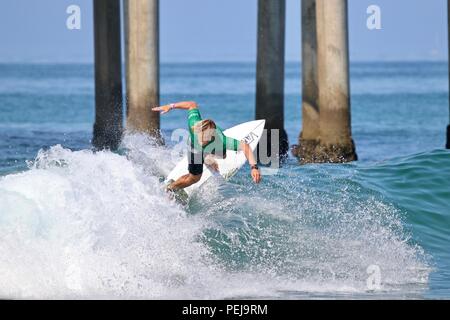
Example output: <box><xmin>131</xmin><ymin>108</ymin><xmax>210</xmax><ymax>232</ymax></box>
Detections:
<box><xmin>124</xmin><ymin>0</ymin><xmax>161</xmax><ymax>140</ymax></box>
<box><xmin>295</xmin><ymin>0</ymin><xmax>320</xmax><ymax>163</ymax></box>
<box><xmin>315</xmin><ymin>0</ymin><xmax>356</xmax><ymax>162</ymax></box>
<box><xmin>92</xmin><ymin>0</ymin><xmax>123</xmax><ymax>150</ymax></box>
<box><xmin>294</xmin><ymin>0</ymin><xmax>357</xmax><ymax>163</ymax></box>
<box><xmin>256</xmin><ymin>0</ymin><xmax>289</xmax><ymax>158</ymax></box>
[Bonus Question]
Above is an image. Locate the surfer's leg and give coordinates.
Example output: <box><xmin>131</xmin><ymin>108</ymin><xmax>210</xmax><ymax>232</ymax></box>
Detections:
<box><xmin>166</xmin><ymin>147</ymin><xmax>204</xmax><ymax>191</ymax></box>
<box><xmin>167</xmin><ymin>156</ymin><xmax>203</xmax><ymax>191</ymax></box>
<box><xmin>168</xmin><ymin>173</ymin><xmax>202</xmax><ymax>191</ymax></box>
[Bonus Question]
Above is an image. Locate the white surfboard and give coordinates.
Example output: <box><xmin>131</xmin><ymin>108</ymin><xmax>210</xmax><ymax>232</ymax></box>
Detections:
<box><xmin>166</xmin><ymin>119</ymin><xmax>265</xmax><ymax>196</ymax></box>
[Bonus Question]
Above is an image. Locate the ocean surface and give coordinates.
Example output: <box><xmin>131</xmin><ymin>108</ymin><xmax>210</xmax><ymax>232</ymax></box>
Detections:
<box><xmin>0</xmin><ymin>61</ymin><xmax>449</xmax><ymax>299</ymax></box>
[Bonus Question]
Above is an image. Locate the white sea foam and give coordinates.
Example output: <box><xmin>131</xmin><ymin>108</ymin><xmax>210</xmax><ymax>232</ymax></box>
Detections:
<box><xmin>0</xmin><ymin>134</ymin><xmax>430</xmax><ymax>299</ymax></box>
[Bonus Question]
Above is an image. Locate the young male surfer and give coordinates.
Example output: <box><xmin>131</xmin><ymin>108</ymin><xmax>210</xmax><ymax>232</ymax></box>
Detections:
<box><xmin>152</xmin><ymin>101</ymin><xmax>261</xmax><ymax>191</ymax></box>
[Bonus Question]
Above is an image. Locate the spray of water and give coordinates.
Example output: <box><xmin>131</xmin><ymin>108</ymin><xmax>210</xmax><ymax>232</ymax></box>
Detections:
<box><xmin>0</xmin><ymin>134</ymin><xmax>430</xmax><ymax>299</ymax></box>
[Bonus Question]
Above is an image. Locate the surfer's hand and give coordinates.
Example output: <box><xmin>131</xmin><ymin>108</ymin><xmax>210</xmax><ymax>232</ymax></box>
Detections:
<box><xmin>206</xmin><ymin>162</ymin><xmax>219</xmax><ymax>172</ymax></box>
<box><xmin>204</xmin><ymin>155</ymin><xmax>219</xmax><ymax>172</ymax></box>
<box><xmin>152</xmin><ymin>105</ymin><xmax>171</xmax><ymax>114</ymax></box>
<box><xmin>251</xmin><ymin>168</ymin><xmax>261</xmax><ymax>184</ymax></box>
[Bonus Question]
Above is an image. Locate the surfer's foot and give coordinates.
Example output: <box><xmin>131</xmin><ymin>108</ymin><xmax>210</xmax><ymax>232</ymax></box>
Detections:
<box><xmin>163</xmin><ymin>179</ymin><xmax>189</xmax><ymax>205</ymax></box>
<box><xmin>167</xmin><ymin>188</ymin><xmax>189</xmax><ymax>206</ymax></box>
<box><xmin>164</xmin><ymin>179</ymin><xmax>175</xmax><ymax>192</ymax></box>
<box><xmin>165</xmin><ymin>188</ymin><xmax>178</xmax><ymax>202</ymax></box>
<box><xmin>166</xmin><ymin>189</ymin><xmax>176</xmax><ymax>201</ymax></box>
<box><xmin>163</xmin><ymin>179</ymin><xmax>174</xmax><ymax>199</ymax></box>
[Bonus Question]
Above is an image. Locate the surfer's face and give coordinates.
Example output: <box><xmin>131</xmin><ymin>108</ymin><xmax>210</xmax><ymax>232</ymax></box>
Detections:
<box><xmin>198</xmin><ymin>128</ymin><xmax>215</xmax><ymax>146</ymax></box>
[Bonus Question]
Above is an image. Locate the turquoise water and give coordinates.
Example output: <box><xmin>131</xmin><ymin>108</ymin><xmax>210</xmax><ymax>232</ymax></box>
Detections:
<box><xmin>0</xmin><ymin>62</ymin><xmax>449</xmax><ymax>299</ymax></box>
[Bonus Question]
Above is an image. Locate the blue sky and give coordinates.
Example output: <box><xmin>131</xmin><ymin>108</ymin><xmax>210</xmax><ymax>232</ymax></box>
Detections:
<box><xmin>0</xmin><ymin>0</ymin><xmax>447</xmax><ymax>62</ymax></box>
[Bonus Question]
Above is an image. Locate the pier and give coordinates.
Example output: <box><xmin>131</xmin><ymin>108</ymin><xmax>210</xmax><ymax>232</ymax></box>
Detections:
<box><xmin>293</xmin><ymin>0</ymin><xmax>357</xmax><ymax>163</ymax></box>
<box><xmin>92</xmin><ymin>0</ymin><xmax>123</xmax><ymax>150</ymax></box>
<box><xmin>92</xmin><ymin>0</ymin><xmax>449</xmax><ymax>155</ymax></box>
<box><xmin>124</xmin><ymin>0</ymin><xmax>161</xmax><ymax>141</ymax></box>
<box><xmin>255</xmin><ymin>0</ymin><xmax>289</xmax><ymax>158</ymax></box>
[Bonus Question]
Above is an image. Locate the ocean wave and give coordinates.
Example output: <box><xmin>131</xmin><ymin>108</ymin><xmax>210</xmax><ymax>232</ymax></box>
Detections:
<box><xmin>0</xmin><ymin>135</ymin><xmax>433</xmax><ymax>298</ymax></box>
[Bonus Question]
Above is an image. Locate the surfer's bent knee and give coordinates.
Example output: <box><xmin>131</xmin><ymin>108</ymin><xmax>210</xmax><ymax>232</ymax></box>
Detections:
<box><xmin>188</xmin><ymin>162</ymin><xmax>203</xmax><ymax>176</ymax></box>
<box><xmin>188</xmin><ymin>173</ymin><xmax>202</xmax><ymax>183</ymax></box>
<box><xmin>187</xmin><ymin>161</ymin><xmax>202</xmax><ymax>184</ymax></box>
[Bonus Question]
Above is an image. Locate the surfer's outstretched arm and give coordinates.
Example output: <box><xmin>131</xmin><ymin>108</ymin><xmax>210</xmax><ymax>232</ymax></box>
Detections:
<box><xmin>152</xmin><ymin>101</ymin><xmax>197</xmax><ymax>114</ymax></box>
<box><xmin>239</xmin><ymin>141</ymin><xmax>261</xmax><ymax>184</ymax></box>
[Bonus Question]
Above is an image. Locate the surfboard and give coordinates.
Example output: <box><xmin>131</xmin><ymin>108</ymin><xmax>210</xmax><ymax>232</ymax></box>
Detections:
<box><xmin>165</xmin><ymin>119</ymin><xmax>265</xmax><ymax>198</ymax></box>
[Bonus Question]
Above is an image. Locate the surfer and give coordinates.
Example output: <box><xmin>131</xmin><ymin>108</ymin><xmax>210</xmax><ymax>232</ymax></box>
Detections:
<box><xmin>152</xmin><ymin>101</ymin><xmax>261</xmax><ymax>191</ymax></box>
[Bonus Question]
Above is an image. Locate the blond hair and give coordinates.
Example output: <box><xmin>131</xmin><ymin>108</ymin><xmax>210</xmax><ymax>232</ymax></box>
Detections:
<box><xmin>192</xmin><ymin>119</ymin><xmax>216</xmax><ymax>134</ymax></box>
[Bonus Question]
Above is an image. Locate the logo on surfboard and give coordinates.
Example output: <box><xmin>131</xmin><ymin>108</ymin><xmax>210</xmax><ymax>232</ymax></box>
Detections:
<box><xmin>242</xmin><ymin>132</ymin><xmax>258</xmax><ymax>145</ymax></box>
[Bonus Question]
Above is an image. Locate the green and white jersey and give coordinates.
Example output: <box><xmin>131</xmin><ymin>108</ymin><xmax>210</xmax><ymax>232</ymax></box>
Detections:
<box><xmin>187</xmin><ymin>108</ymin><xmax>240</xmax><ymax>155</ymax></box>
